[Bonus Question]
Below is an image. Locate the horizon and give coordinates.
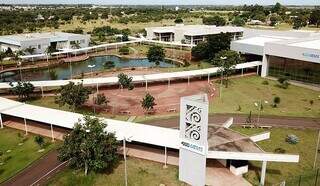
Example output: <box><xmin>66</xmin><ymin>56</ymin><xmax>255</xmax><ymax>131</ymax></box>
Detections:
<box><xmin>0</xmin><ymin>0</ymin><xmax>319</xmax><ymax>6</ymax></box>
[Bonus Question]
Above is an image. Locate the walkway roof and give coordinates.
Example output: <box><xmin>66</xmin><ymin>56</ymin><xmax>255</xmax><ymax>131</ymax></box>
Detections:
<box><xmin>0</xmin><ymin>61</ymin><xmax>262</xmax><ymax>89</ymax></box>
<box><xmin>0</xmin><ymin>97</ymin><xmax>298</xmax><ymax>163</ymax></box>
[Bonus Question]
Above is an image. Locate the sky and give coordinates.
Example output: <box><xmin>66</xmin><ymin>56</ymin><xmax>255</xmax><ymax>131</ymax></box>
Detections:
<box><xmin>1</xmin><ymin>0</ymin><xmax>319</xmax><ymax>5</ymax></box>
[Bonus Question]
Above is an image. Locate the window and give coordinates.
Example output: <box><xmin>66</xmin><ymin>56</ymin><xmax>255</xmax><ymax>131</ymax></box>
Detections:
<box><xmin>38</xmin><ymin>44</ymin><xmax>41</xmax><ymax>49</ymax></box>
<box><xmin>80</xmin><ymin>39</ymin><xmax>85</xmax><ymax>44</ymax></box>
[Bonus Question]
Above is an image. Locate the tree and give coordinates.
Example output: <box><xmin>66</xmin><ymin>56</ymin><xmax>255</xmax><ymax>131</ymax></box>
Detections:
<box><xmin>141</xmin><ymin>93</ymin><xmax>156</xmax><ymax>111</ymax></box>
<box><xmin>71</xmin><ymin>41</ymin><xmax>81</xmax><ymax>49</ymax></box>
<box><xmin>121</xmin><ymin>33</ymin><xmax>129</xmax><ymax>42</ymax></box>
<box><xmin>119</xmin><ymin>46</ymin><xmax>130</xmax><ymax>55</ymax></box>
<box><xmin>103</xmin><ymin>61</ymin><xmax>115</xmax><ymax>69</ymax></box>
<box><xmin>232</xmin><ymin>16</ymin><xmax>245</xmax><ymax>26</ymax></box>
<box><xmin>55</xmin><ymin>82</ymin><xmax>92</xmax><ymax>111</ymax></box>
<box><xmin>273</xmin><ymin>96</ymin><xmax>281</xmax><ymax>107</ymax></box>
<box><xmin>147</xmin><ymin>45</ymin><xmax>165</xmax><ymax>66</ymax></box>
<box><xmin>34</xmin><ymin>135</ymin><xmax>45</xmax><ymax>149</ymax></box>
<box><xmin>0</xmin><ymin>51</ymin><xmax>5</xmax><ymax>70</ymax></box>
<box><xmin>58</xmin><ymin>116</ymin><xmax>118</xmax><ymax>175</ymax></box>
<box><xmin>24</xmin><ymin>46</ymin><xmax>36</xmax><ymax>55</ymax></box>
<box><xmin>293</xmin><ymin>15</ymin><xmax>308</xmax><ymax>29</ymax></box>
<box><xmin>213</xmin><ymin>50</ymin><xmax>243</xmax><ymax>88</ymax></box>
<box><xmin>117</xmin><ymin>73</ymin><xmax>134</xmax><ymax>90</ymax></box>
<box><xmin>95</xmin><ymin>93</ymin><xmax>109</xmax><ymax>107</ymax></box>
<box><xmin>192</xmin><ymin>33</ymin><xmax>231</xmax><ymax>61</ymax></box>
<box><xmin>9</xmin><ymin>81</ymin><xmax>35</xmax><ymax>101</ymax></box>
<box><xmin>270</xmin><ymin>15</ymin><xmax>280</xmax><ymax>26</ymax></box>
<box><xmin>49</xmin><ymin>69</ymin><xmax>58</xmax><ymax>80</ymax></box>
<box><xmin>271</xmin><ymin>2</ymin><xmax>282</xmax><ymax>14</ymax></box>
<box><xmin>309</xmin><ymin>9</ymin><xmax>320</xmax><ymax>28</ymax></box>
<box><xmin>203</xmin><ymin>16</ymin><xmax>226</xmax><ymax>26</ymax></box>
<box><xmin>174</xmin><ymin>17</ymin><xmax>183</xmax><ymax>24</ymax></box>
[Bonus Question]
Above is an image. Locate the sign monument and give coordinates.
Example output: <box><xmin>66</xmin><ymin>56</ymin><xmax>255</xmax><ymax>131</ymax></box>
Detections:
<box><xmin>179</xmin><ymin>94</ymin><xmax>209</xmax><ymax>186</ymax></box>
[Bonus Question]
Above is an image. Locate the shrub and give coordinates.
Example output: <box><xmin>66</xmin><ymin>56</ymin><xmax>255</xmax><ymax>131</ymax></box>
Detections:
<box><xmin>286</xmin><ymin>134</ymin><xmax>299</xmax><ymax>144</ymax></box>
<box><xmin>119</xmin><ymin>46</ymin><xmax>130</xmax><ymax>55</ymax></box>
<box><xmin>236</xmin><ymin>105</ymin><xmax>241</xmax><ymax>111</ymax></box>
<box><xmin>262</xmin><ymin>80</ymin><xmax>269</xmax><ymax>85</ymax></box>
<box><xmin>34</xmin><ymin>135</ymin><xmax>45</xmax><ymax>148</ymax></box>
<box><xmin>272</xmin><ymin>96</ymin><xmax>281</xmax><ymax>108</ymax></box>
<box><xmin>274</xmin><ymin>148</ymin><xmax>286</xmax><ymax>153</ymax></box>
<box><xmin>276</xmin><ymin>77</ymin><xmax>289</xmax><ymax>89</ymax></box>
<box><xmin>309</xmin><ymin>100</ymin><xmax>314</xmax><ymax>105</ymax></box>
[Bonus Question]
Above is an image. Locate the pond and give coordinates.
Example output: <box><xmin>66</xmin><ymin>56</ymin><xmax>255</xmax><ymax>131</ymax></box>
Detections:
<box><xmin>0</xmin><ymin>55</ymin><xmax>177</xmax><ymax>82</ymax></box>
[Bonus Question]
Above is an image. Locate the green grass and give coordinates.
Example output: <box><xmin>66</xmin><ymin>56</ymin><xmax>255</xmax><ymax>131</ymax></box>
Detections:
<box><xmin>0</xmin><ymin>127</ymin><xmax>58</xmax><ymax>183</ymax></box>
<box><xmin>211</xmin><ymin>76</ymin><xmax>320</xmax><ymax>118</ymax></box>
<box><xmin>231</xmin><ymin>127</ymin><xmax>320</xmax><ymax>185</ymax></box>
<box><xmin>47</xmin><ymin>157</ymin><xmax>186</xmax><ymax>186</ymax></box>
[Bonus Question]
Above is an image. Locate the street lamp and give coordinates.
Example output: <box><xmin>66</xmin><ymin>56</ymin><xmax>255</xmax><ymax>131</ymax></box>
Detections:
<box><xmin>88</xmin><ymin>64</ymin><xmax>96</xmax><ymax>114</ymax></box>
<box><xmin>17</xmin><ymin>61</ymin><xmax>22</xmax><ymax>81</ymax></box>
<box><xmin>122</xmin><ymin>135</ymin><xmax>133</xmax><ymax>186</ymax></box>
<box><xmin>219</xmin><ymin>56</ymin><xmax>227</xmax><ymax>99</ymax></box>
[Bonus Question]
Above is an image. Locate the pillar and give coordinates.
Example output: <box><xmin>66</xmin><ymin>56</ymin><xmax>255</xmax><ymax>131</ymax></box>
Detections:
<box><xmin>96</xmin><ymin>83</ymin><xmax>99</xmax><ymax>93</ymax></box>
<box><xmin>145</xmin><ymin>80</ymin><xmax>148</xmax><ymax>91</ymax></box>
<box><xmin>50</xmin><ymin>124</ymin><xmax>55</xmax><ymax>141</ymax></box>
<box><xmin>260</xmin><ymin>161</ymin><xmax>267</xmax><ymax>186</ymax></box>
<box><xmin>168</xmin><ymin>78</ymin><xmax>170</xmax><ymax>87</ymax></box>
<box><xmin>0</xmin><ymin>113</ymin><xmax>3</xmax><ymax>129</ymax></box>
<box><xmin>257</xmin><ymin>65</ymin><xmax>260</xmax><ymax>75</ymax></box>
<box><xmin>187</xmin><ymin>76</ymin><xmax>190</xmax><ymax>85</ymax></box>
<box><xmin>190</xmin><ymin>36</ymin><xmax>193</xmax><ymax>45</ymax></box>
<box><xmin>261</xmin><ymin>54</ymin><xmax>269</xmax><ymax>77</ymax></box>
<box><xmin>41</xmin><ymin>86</ymin><xmax>44</xmax><ymax>97</ymax></box>
<box><xmin>241</xmin><ymin>68</ymin><xmax>244</xmax><ymax>76</ymax></box>
<box><xmin>207</xmin><ymin>73</ymin><xmax>210</xmax><ymax>83</ymax></box>
<box><xmin>24</xmin><ymin>118</ymin><xmax>28</xmax><ymax>135</ymax></box>
<box><xmin>164</xmin><ymin>146</ymin><xmax>168</xmax><ymax>168</ymax></box>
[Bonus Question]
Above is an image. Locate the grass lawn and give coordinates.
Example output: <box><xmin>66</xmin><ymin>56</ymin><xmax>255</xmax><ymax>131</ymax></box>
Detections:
<box><xmin>0</xmin><ymin>127</ymin><xmax>58</xmax><ymax>183</ymax></box>
<box><xmin>47</xmin><ymin>157</ymin><xmax>185</xmax><ymax>186</ymax></box>
<box><xmin>231</xmin><ymin>127</ymin><xmax>320</xmax><ymax>185</ymax></box>
<box><xmin>211</xmin><ymin>76</ymin><xmax>320</xmax><ymax>118</ymax></box>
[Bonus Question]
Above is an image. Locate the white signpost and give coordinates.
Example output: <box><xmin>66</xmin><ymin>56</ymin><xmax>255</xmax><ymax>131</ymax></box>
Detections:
<box><xmin>179</xmin><ymin>94</ymin><xmax>209</xmax><ymax>186</ymax></box>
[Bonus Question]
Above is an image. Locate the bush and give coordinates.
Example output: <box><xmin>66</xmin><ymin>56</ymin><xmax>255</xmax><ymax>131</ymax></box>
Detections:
<box><xmin>262</xmin><ymin>80</ymin><xmax>269</xmax><ymax>85</ymax></box>
<box><xmin>119</xmin><ymin>46</ymin><xmax>130</xmax><ymax>55</ymax></box>
<box><xmin>34</xmin><ymin>135</ymin><xmax>45</xmax><ymax>148</ymax></box>
<box><xmin>274</xmin><ymin>148</ymin><xmax>286</xmax><ymax>153</ymax></box>
<box><xmin>236</xmin><ymin>105</ymin><xmax>241</xmax><ymax>111</ymax></box>
<box><xmin>276</xmin><ymin>77</ymin><xmax>289</xmax><ymax>89</ymax></box>
<box><xmin>272</xmin><ymin>96</ymin><xmax>281</xmax><ymax>107</ymax></box>
<box><xmin>286</xmin><ymin>134</ymin><xmax>299</xmax><ymax>144</ymax></box>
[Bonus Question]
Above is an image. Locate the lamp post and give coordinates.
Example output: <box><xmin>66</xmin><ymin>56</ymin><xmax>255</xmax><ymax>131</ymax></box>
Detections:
<box><xmin>122</xmin><ymin>135</ymin><xmax>133</xmax><ymax>186</ymax></box>
<box><xmin>88</xmin><ymin>64</ymin><xmax>96</xmax><ymax>114</ymax></box>
<box><xmin>219</xmin><ymin>56</ymin><xmax>227</xmax><ymax>99</ymax></box>
<box><xmin>18</xmin><ymin>61</ymin><xmax>22</xmax><ymax>81</ymax></box>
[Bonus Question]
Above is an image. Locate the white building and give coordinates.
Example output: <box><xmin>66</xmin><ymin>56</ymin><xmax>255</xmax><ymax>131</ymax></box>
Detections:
<box><xmin>231</xmin><ymin>29</ymin><xmax>320</xmax><ymax>85</ymax></box>
<box><xmin>145</xmin><ymin>24</ymin><xmax>244</xmax><ymax>45</ymax></box>
<box><xmin>0</xmin><ymin>32</ymin><xmax>91</xmax><ymax>54</ymax></box>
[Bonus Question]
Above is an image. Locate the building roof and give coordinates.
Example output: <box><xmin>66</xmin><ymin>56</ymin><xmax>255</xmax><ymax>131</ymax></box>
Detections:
<box><xmin>0</xmin><ymin>32</ymin><xmax>88</xmax><ymax>46</ymax></box>
<box><xmin>147</xmin><ymin>24</ymin><xmax>244</xmax><ymax>36</ymax></box>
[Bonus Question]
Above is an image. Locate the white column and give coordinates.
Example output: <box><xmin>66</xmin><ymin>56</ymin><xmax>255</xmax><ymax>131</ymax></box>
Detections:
<box><xmin>190</xmin><ymin>36</ymin><xmax>193</xmax><ymax>45</ymax></box>
<box><xmin>96</xmin><ymin>83</ymin><xmax>99</xmax><ymax>93</ymax></box>
<box><xmin>145</xmin><ymin>80</ymin><xmax>148</xmax><ymax>91</ymax></box>
<box><xmin>164</xmin><ymin>146</ymin><xmax>168</xmax><ymax>168</ymax></box>
<box><xmin>24</xmin><ymin>118</ymin><xmax>28</xmax><ymax>135</ymax></box>
<box><xmin>50</xmin><ymin>124</ymin><xmax>55</xmax><ymax>141</ymax></box>
<box><xmin>260</xmin><ymin>161</ymin><xmax>267</xmax><ymax>186</ymax></box>
<box><xmin>0</xmin><ymin>113</ymin><xmax>3</xmax><ymax>129</ymax></box>
<box><xmin>261</xmin><ymin>54</ymin><xmax>269</xmax><ymax>77</ymax></box>
<box><xmin>207</xmin><ymin>73</ymin><xmax>210</xmax><ymax>83</ymax></box>
<box><xmin>41</xmin><ymin>86</ymin><xmax>44</xmax><ymax>97</ymax></box>
<box><xmin>187</xmin><ymin>76</ymin><xmax>190</xmax><ymax>85</ymax></box>
<box><xmin>241</xmin><ymin>69</ymin><xmax>244</xmax><ymax>76</ymax></box>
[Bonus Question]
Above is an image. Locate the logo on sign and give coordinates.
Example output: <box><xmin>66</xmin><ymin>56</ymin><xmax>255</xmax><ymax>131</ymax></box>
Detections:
<box><xmin>184</xmin><ymin>104</ymin><xmax>202</xmax><ymax>141</ymax></box>
<box><xmin>180</xmin><ymin>140</ymin><xmax>205</xmax><ymax>155</ymax></box>
<box><xmin>302</xmin><ymin>53</ymin><xmax>320</xmax><ymax>59</ymax></box>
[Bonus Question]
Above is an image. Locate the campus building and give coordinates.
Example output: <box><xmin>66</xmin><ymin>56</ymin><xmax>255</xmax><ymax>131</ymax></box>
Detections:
<box><xmin>145</xmin><ymin>24</ymin><xmax>244</xmax><ymax>45</ymax></box>
<box><xmin>231</xmin><ymin>29</ymin><xmax>320</xmax><ymax>85</ymax></box>
<box><xmin>0</xmin><ymin>32</ymin><xmax>91</xmax><ymax>54</ymax></box>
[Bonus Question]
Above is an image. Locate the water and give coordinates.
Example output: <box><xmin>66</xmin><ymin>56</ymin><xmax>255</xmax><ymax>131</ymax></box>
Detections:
<box><xmin>0</xmin><ymin>55</ymin><xmax>176</xmax><ymax>82</ymax></box>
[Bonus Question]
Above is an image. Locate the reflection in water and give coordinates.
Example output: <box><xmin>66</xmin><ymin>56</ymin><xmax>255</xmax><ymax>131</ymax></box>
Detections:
<box><xmin>0</xmin><ymin>55</ymin><xmax>176</xmax><ymax>82</ymax></box>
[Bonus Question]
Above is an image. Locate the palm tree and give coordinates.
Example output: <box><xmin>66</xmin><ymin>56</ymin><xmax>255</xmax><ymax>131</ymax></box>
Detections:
<box><xmin>24</xmin><ymin>46</ymin><xmax>36</xmax><ymax>55</ymax></box>
<box><xmin>45</xmin><ymin>46</ymin><xmax>55</xmax><ymax>62</ymax></box>
<box><xmin>0</xmin><ymin>51</ymin><xmax>5</xmax><ymax>70</ymax></box>
<box><xmin>71</xmin><ymin>41</ymin><xmax>81</xmax><ymax>49</ymax></box>
<box><xmin>13</xmin><ymin>50</ymin><xmax>24</xmax><ymax>81</ymax></box>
